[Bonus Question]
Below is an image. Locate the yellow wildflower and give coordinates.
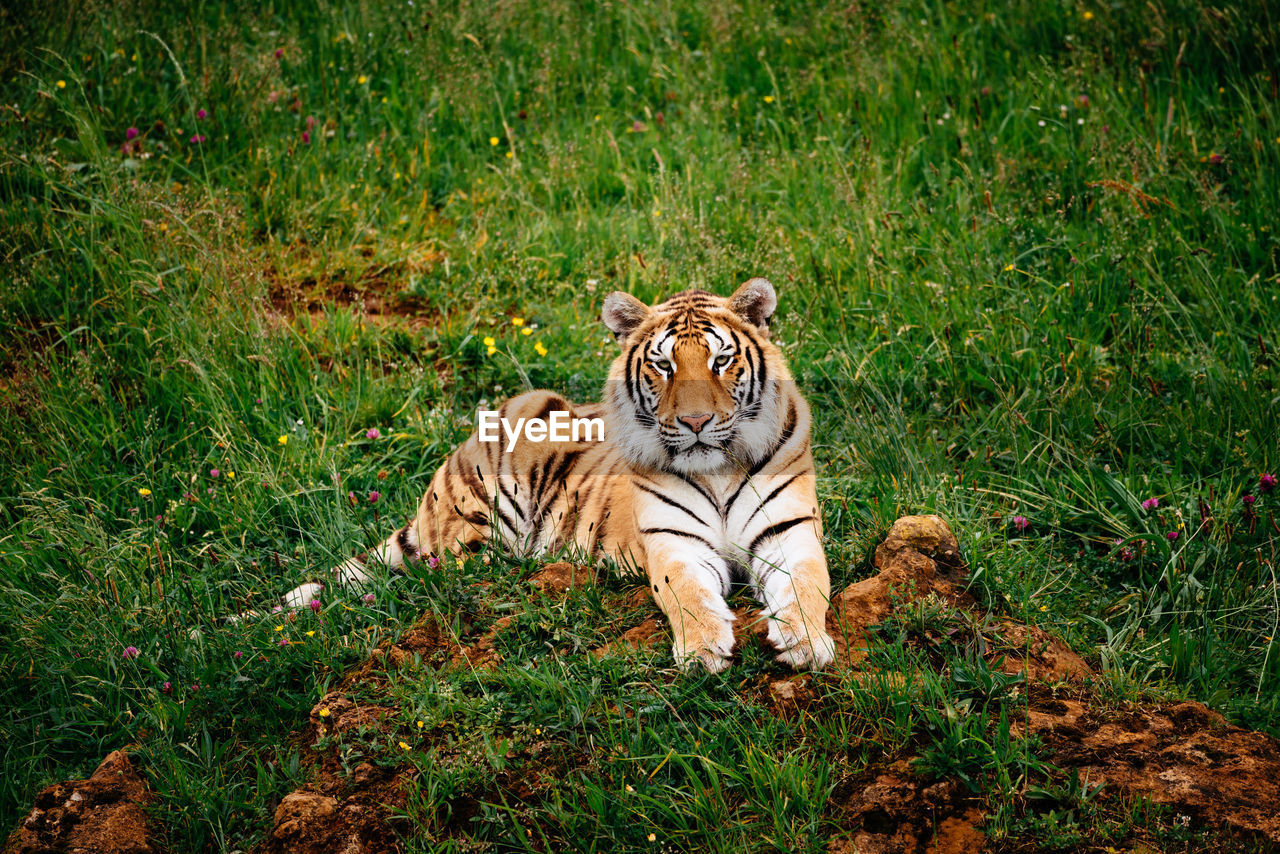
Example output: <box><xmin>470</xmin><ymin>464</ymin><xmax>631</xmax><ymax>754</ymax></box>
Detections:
<box><xmin>399</xmin><ymin>740</ymin><xmax>410</xmax><ymax>750</ymax></box>
<box><xmin>1083</xmin><ymin>10</ymin><xmax>1094</xmax><ymax>19</ymax></box>
<box><xmin>648</xmin><ymin>834</ymin><xmax>656</xmax><ymax>842</ymax></box>
<box><xmin>1003</xmin><ymin>263</ymin><xmax>1015</xmax><ymax>272</ymax></box>
<box><xmin>489</xmin><ymin>136</ymin><xmax>500</xmax><ymax>146</ymax></box>
<box><xmin>56</xmin><ymin>80</ymin><xmax>66</xmax><ymax>89</ymax></box>
<box><xmin>763</xmin><ymin>95</ymin><xmax>774</xmax><ymax>103</ymax></box>
<box><xmin>417</xmin><ymin>720</ymin><xmax>424</xmax><ymax>728</ymax></box>
<box><xmin>483</xmin><ymin>335</ymin><xmax>496</xmax><ymax>347</ymax></box>
<box><xmin>512</xmin><ymin>317</ymin><xmax>525</xmax><ymax>326</ymax></box>
<box><xmin>521</xmin><ymin>327</ymin><xmax>532</xmax><ymax>336</ymax></box>
<box><xmin>306</xmin><ymin>630</ymin><xmax>315</xmax><ymax>637</ymax></box>
<box><xmin>278</xmin><ymin>435</ymin><xmax>288</xmax><ymax>445</ymax></box>
<box><xmin>274</xmin><ymin>625</ymin><xmax>283</xmax><ymax>632</ymax></box>
<box><xmin>138</xmin><ymin>487</ymin><xmax>152</xmax><ymax>496</ymax></box>
<box><xmin>505</xmin><ymin>150</ymin><xmax>514</xmax><ymax>159</ymax></box>
<box><xmin>319</xmin><ymin>707</ymin><xmax>331</xmax><ymax>717</ymax></box>
<box><xmin>226</xmin><ymin>471</ymin><xmax>235</xmax><ymax>479</ymax></box>
<box><xmin>534</xmin><ymin>341</ymin><xmax>548</xmax><ymax>357</ymax></box>
<box><xmin>357</xmin><ymin>75</ymin><xmax>368</xmax><ymax>84</ymax></box>
<box><xmin>487</xmin><ymin>345</ymin><xmax>497</xmax><ymax>355</ymax></box>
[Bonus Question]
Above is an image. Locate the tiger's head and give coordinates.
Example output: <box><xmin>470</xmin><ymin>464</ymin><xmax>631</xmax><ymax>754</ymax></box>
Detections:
<box><xmin>601</xmin><ymin>279</ymin><xmax>797</xmax><ymax>475</ymax></box>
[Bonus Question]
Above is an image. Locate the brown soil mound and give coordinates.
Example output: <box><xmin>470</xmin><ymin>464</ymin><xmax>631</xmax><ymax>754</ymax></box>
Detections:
<box><xmin>5</xmin><ymin>751</ymin><xmax>155</xmax><ymax>854</ymax></box>
<box><xmin>829</xmin><ymin>762</ymin><xmax>987</xmax><ymax>854</ymax></box>
<box><xmin>1028</xmin><ymin>690</ymin><xmax>1280</xmax><ymax>842</ymax></box>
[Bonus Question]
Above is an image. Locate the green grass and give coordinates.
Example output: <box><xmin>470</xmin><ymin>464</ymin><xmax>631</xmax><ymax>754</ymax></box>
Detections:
<box><xmin>1</xmin><ymin>0</ymin><xmax>1278</xmax><ymax>849</ymax></box>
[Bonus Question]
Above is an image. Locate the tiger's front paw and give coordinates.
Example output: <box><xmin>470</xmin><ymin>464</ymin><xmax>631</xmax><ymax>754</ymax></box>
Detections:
<box><xmin>773</xmin><ymin>630</ymin><xmax>835</xmax><ymax>670</ymax></box>
<box><xmin>671</xmin><ymin>613</ymin><xmax>736</xmax><ymax>674</ymax></box>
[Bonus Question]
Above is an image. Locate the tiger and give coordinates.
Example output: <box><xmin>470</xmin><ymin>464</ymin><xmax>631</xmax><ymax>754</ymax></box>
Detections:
<box><xmin>276</xmin><ymin>278</ymin><xmax>834</xmax><ymax>672</ymax></box>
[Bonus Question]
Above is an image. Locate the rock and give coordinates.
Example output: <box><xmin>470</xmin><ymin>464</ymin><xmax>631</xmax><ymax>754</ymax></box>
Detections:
<box><xmin>6</xmin><ymin>750</ymin><xmax>155</xmax><ymax>854</ymax></box>
<box><xmin>271</xmin><ymin>792</ymin><xmax>339</xmax><ymax>840</ymax></box>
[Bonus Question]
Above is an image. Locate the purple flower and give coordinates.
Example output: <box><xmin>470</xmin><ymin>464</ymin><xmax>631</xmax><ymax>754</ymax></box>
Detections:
<box><xmin>427</xmin><ymin>555</ymin><xmax>441</xmax><ymax>569</ymax></box>
<box><xmin>362</xmin><ymin>593</ymin><xmax>375</xmax><ymax>604</ymax></box>
<box><xmin>632</xmin><ymin>120</ymin><xmax>645</xmax><ymax>132</ymax></box>
<box><xmin>279</xmin><ymin>638</ymin><xmax>290</xmax><ymax>647</ymax></box>
<box><xmin>1167</xmin><ymin>531</ymin><xmax>1180</xmax><ymax>541</ymax></box>
<box><xmin>275</xmin><ymin>48</ymin><xmax>284</xmax><ymax>59</ymax></box>
<box><xmin>122</xmin><ymin>646</ymin><xmax>140</xmax><ymax>660</ymax></box>
<box><xmin>1141</xmin><ymin>497</ymin><xmax>1159</xmax><ymax>511</ymax></box>
<box><xmin>183</xmin><ymin>492</ymin><xmax>196</xmax><ymax>502</ymax></box>
<box><xmin>347</xmin><ymin>490</ymin><xmax>356</xmax><ymax>505</ymax></box>
<box><xmin>305</xmin><ymin>115</ymin><xmax>318</xmax><ymax>130</ymax></box>
<box><xmin>309</xmin><ymin>598</ymin><xmax>322</xmax><ymax>613</ymax></box>
<box><xmin>162</xmin><ymin>681</ymin><xmax>172</xmax><ymax>694</ymax></box>
<box><xmin>368</xmin><ymin>491</ymin><xmax>381</xmax><ymax>503</ymax></box>
<box><xmin>196</xmin><ymin>108</ymin><xmax>207</xmax><ymax>120</ymax></box>
<box><xmin>1208</xmin><ymin>153</ymin><xmax>1223</xmax><ymax>165</ymax></box>
<box><xmin>1119</xmin><ymin>548</ymin><xmax>1135</xmax><ymax>561</ymax></box>
<box><xmin>126</xmin><ymin>126</ymin><xmax>139</xmax><ymax>140</ymax></box>
<box><xmin>1261</xmin><ymin>474</ymin><xmax>1277</xmax><ymax>493</ymax></box>
<box><xmin>272</xmin><ymin>604</ymin><xmax>284</xmax><ymax>613</ymax></box>
<box><xmin>210</xmin><ymin>468</ymin><xmax>220</xmax><ymax>478</ymax></box>
<box><xmin>301</xmin><ymin>130</ymin><xmax>311</xmax><ymax>144</ymax></box>
<box><xmin>256</xmin><ymin>397</ymin><xmax>263</xmax><ymax>404</ymax></box>
<box><xmin>366</xmin><ymin>428</ymin><xmax>381</xmax><ymax>440</ymax></box>
<box><xmin>980</xmin><ymin>86</ymin><xmax>991</xmax><ymax>96</ymax></box>
<box><xmin>1243</xmin><ymin>494</ymin><xmax>1257</xmax><ymax>506</ymax></box>
<box><xmin>233</xmin><ymin>650</ymin><xmax>243</xmax><ymax>660</ymax></box>
<box><xmin>1011</xmin><ymin>515</ymin><xmax>1029</xmax><ymax>531</ymax></box>
<box><xmin>189</xmin><ymin>134</ymin><xmax>206</xmax><ymax>144</ymax></box>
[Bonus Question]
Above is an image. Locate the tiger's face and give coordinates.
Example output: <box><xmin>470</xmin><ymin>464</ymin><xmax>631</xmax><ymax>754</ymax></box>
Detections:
<box><xmin>602</xmin><ymin>279</ymin><xmax>791</xmax><ymax>475</ymax></box>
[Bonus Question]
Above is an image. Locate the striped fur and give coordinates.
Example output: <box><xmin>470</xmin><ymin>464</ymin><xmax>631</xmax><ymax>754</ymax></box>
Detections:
<box><xmin>278</xmin><ymin>278</ymin><xmax>833</xmax><ymax>672</ymax></box>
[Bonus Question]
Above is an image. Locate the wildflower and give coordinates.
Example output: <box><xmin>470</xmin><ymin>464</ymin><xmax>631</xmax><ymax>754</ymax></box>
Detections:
<box><xmin>196</xmin><ymin>108</ymin><xmax>207</xmax><ymax>120</ymax></box>
<box><xmin>1141</xmin><ymin>497</ymin><xmax>1159</xmax><ymax>511</ymax></box>
<box><xmin>1260</xmin><ymin>474</ymin><xmax>1277</xmax><ymax>493</ymax></box>
<box><xmin>647</xmin><ymin>834</ymin><xmax>656</xmax><ymax>842</ymax></box>
<box><xmin>366</xmin><ymin>428</ymin><xmax>381</xmax><ymax>439</ymax></box>
<box><xmin>278</xmin><ymin>435</ymin><xmax>288</xmax><ymax>445</ymax></box>
<box><xmin>369</xmin><ymin>491</ymin><xmax>381</xmax><ymax>503</ymax></box>
<box><xmin>301</xmin><ymin>131</ymin><xmax>311</xmax><ymax>144</ymax></box>
<box><xmin>1208</xmin><ymin>153</ymin><xmax>1223</xmax><ymax>165</ymax></box>
<box><xmin>626</xmin><ymin>784</ymin><xmax>635</xmax><ymax>792</ymax></box>
<box><xmin>126</xmin><ymin>127</ymin><xmax>139</xmax><ymax>140</ymax></box>
<box><xmin>275</xmin><ymin>48</ymin><xmax>284</xmax><ymax>58</ymax></box>
<box><xmin>1082</xmin><ymin>10</ymin><xmax>1094</xmax><ymax>19</ymax></box>
<box><xmin>56</xmin><ymin>80</ymin><xmax>66</xmax><ymax>89</ymax></box>
<box><xmin>279</xmin><ymin>637</ymin><xmax>289</xmax><ymax>646</ymax></box>
<box><xmin>233</xmin><ymin>650</ymin><xmax>243</xmax><ymax>660</ymax></box>
<box><xmin>399</xmin><ymin>741</ymin><xmax>410</xmax><ymax>750</ymax></box>
<box><xmin>122</xmin><ymin>646</ymin><xmax>140</xmax><ymax>660</ymax></box>
<box><xmin>417</xmin><ymin>720</ymin><xmax>424</xmax><ymax>728</ymax></box>
<box><xmin>309</xmin><ymin>598</ymin><xmax>322</xmax><ymax>613</ymax></box>
<box><xmin>306</xmin><ymin>630</ymin><xmax>315</xmax><ymax>637</ymax></box>
<box><xmin>138</xmin><ymin>487</ymin><xmax>152</xmax><ymax>497</ymax></box>
<box><xmin>362</xmin><ymin>593</ymin><xmax>375</xmax><ymax>604</ymax></box>
<box><xmin>348</xmin><ymin>490</ymin><xmax>357</xmax><ymax>505</ymax></box>
<box><xmin>1011</xmin><ymin>515</ymin><xmax>1029</xmax><ymax>531</ymax></box>
<box><xmin>226</xmin><ymin>471</ymin><xmax>235</xmax><ymax>479</ymax></box>
<box><xmin>1167</xmin><ymin>531</ymin><xmax>1180</xmax><ymax>541</ymax></box>
<box><xmin>505</xmin><ymin>150</ymin><xmax>514</xmax><ymax>159</ymax></box>
<box><xmin>763</xmin><ymin>95</ymin><xmax>775</xmax><ymax>103</ymax></box>
<box><xmin>275</xmin><ymin>624</ymin><xmax>284</xmax><ymax>632</ymax></box>
<box><xmin>512</xmin><ymin>317</ymin><xmax>525</xmax><ymax>327</ymax></box>
<box><xmin>521</xmin><ymin>327</ymin><xmax>532</xmax><ymax>336</ymax></box>
<box><xmin>632</xmin><ymin>120</ymin><xmax>645</xmax><ymax>132</ymax></box>
<box><xmin>272</xmin><ymin>604</ymin><xmax>284</xmax><ymax>613</ymax></box>
<box><xmin>1243</xmin><ymin>494</ymin><xmax>1257</xmax><ymax>506</ymax></box>
<box><xmin>162</xmin><ymin>681</ymin><xmax>172</xmax><ymax>694</ymax></box>
<box><xmin>1003</xmin><ymin>263</ymin><xmax>1015</xmax><ymax>272</ymax></box>
<box><xmin>306</xmin><ymin>115</ymin><xmax>317</xmax><ymax>130</ymax></box>
<box><xmin>482</xmin><ymin>335</ymin><xmax>496</xmax><ymax>347</ymax></box>
<box><xmin>534</xmin><ymin>341</ymin><xmax>548</xmax><ymax>357</ymax></box>
<box><xmin>427</xmin><ymin>555</ymin><xmax>441</xmax><ymax>569</ymax></box>
<box><xmin>489</xmin><ymin>136</ymin><xmax>500</xmax><ymax>146</ymax></box>
<box><xmin>189</xmin><ymin>134</ymin><xmax>206</xmax><ymax>144</ymax></box>
<box><xmin>357</xmin><ymin>75</ymin><xmax>368</xmax><ymax>85</ymax></box>
<box><xmin>183</xmin><ymin>492</ymin><xmax>196</xmax><ymax>502</ymax></box>
<box><xmin>210</xmin><ymin>468</ymin><xmax>220</xmax><ymax>478</ymax></box>
<box><xmin>1119</xmin><ymin>548</ymin><xmax>1135</xmax><ymax>561</ymax></box>
<box><xmin>487</xmin><ymin>345</ymin><xmax>497</xmax><ymax>355</ymax></box>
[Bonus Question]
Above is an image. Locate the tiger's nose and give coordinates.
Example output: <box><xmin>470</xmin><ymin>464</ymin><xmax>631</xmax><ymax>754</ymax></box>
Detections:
<box><xmin>678</xmin><ymin>412</ymin><xmax>713</xmax><ymax>434</ymax></box>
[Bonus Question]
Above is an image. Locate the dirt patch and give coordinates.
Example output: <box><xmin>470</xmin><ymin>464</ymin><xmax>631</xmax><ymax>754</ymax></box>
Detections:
<box><xmin>264</xmin><ymin>248</ymin><xmax>444</xmax><ymax>330</ymax></box>
<box><xmin>591</xmin><ymin>617</ymin><xmax>664</xmax><ymax>658</ymax></box>
<box><xmin>5</xmin><ymin>750</ymin><xmax>156</xmax><ymax>854</ymax></box>
<box><xmin>1027</xmin><ymin>690</ymin><xmax>1280</xmax><ymax>842</ymax></box>
<box><xmin>528</xmin><ymin>561</ymin><xmax>595</xmax><ymax>596</ymax></box>
<box><xmin>827</xmin><ymin>514</ymin><xmax>972</xmax><ymax>667</ymax></box>
<box><xmin>990</xmin><ymin>621</ymin><xmax>1093</xmax><ymax>683</ymax></box>
<box><xmin>828</xmin><ymin>762</ymin><xmax>986</xmax><ymax>854</ymax></box>
<box><xmin>338</xmin><ymin>617</ymin><xmax>459</xmax><ymax>691</ymax></box>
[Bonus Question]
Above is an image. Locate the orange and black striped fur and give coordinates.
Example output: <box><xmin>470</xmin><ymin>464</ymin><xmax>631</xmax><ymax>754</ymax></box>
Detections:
<box><xmin>279</xmin><ymin>279</ymin><xmax>833</xmax><ymax>671</ymax></box>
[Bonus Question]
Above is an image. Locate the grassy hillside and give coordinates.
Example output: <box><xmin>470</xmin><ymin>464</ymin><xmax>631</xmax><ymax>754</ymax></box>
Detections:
<box><xmin>1</xmin><ymin>0</ymin><xmax>1278</xmax><ymax>849</ymax></box>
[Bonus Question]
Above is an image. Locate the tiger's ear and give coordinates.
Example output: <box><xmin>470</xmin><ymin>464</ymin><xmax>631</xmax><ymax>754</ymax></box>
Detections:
<box><xmin>728</xmin><ymin>277</ymin><xmax>777</xmax><ymax>332</ymax></box>
<box><xmin>601</xmin><ymin>291</ymin><xmax>651</xmax><ymax>344</ymax></box>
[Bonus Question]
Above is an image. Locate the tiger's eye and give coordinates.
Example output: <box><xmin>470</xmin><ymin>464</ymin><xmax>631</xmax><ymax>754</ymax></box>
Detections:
<box><xmin>714</xmin><ymin>354</ymin><xmax>733</xmax><ymax>369</ymax></box>
<box><xmin>654</xmin><ymin>359</ymin><xmax>673</xmax><ymax>373</ymax></box>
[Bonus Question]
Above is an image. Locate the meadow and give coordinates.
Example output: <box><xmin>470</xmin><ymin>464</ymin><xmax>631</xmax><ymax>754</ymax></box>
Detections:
<box><xmin>1</xmin><ymin>0</ymin><xmax>1278</xmax><ymax>850</ymax></box>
